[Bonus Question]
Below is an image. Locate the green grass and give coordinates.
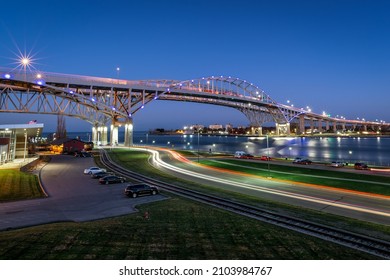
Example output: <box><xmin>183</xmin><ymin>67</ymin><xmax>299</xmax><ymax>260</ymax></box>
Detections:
<box><xmin>0</xmin><ymin>169</ymin><xmax>44</xmax><ymax>202</ymax></box>
<box><xmin>198</xmin><ymin>159</ymin><xmax>390</xmax><ymax>196</ymax></box>
<box><xmin>107</xmin><ymin>149</ymin><xmax>390</xmax><ymax>241</ymax></box>
<box><xmin>0</xmin><ymin>197</ymin><xmax>377</xmax><ymax>260</ymax></box>
<box><xmin>0</xmin><ymin>149</ymin><xmax>387</xmax><ymax>260</ymax></box>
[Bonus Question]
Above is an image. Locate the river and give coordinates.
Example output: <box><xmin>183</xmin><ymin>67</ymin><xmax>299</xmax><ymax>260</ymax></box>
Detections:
<box><xmin>63</xmin><ymin>131</ymin><xmax>390</xmax><ymax>166</ymax></box>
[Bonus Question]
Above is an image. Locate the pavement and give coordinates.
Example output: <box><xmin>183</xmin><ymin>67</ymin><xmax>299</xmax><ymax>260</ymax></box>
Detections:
<box><xmin>0</xmin><ymin>154</ymin><xmax>167</xmax><ymax>231</ymax></box>
<box><xmin>0</xmin><ymin>157</ymin><xmax>39</xmax><ymax>170</ymax></box>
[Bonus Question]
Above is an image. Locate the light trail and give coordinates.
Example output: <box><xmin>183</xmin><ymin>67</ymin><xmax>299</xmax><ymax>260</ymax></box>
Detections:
<box><xmin>134</xmin><ymin>147</ymin><xmax>390</xmax><ymax>218</ymax></box>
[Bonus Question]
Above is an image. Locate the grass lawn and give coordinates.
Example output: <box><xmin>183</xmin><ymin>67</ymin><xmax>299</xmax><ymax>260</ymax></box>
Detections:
<box><xmin>0</xmin><ymin>169</ymin><xmax>44</xmax><ymax>202</ymax></box>
<box><xmin>0</xmin><ymin>149</ymin><xmax>387</xmax><ymax>260</ymax></box>
<box><xmin>0</xmin><ymin>196</ymin><xmax>377</xmax><ymax>260</ymax></box>
<box><xmin>198</xmin><ymin>159</ymin><xmax>390</xmax><ymax>196</ymax></box>
<box><xmin>107</xmin><ymin>149</ymin><xmax>390</xmax><ymax>241</ymax></box>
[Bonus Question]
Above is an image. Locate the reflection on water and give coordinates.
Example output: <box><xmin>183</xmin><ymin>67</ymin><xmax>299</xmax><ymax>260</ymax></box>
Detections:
<box><xmin>132</xmin><ymin>133</ymin><xmax>390</xmax><ymax>166</ymax></box>
<box><xmin>66</xmin><ymin>131</ymin><xmax>390</xmax><ymax>166</ymax></box>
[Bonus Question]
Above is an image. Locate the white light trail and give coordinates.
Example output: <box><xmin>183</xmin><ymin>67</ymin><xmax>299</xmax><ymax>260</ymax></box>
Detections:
<box><xmin>134</xmin><ymin>147</ymin><xmax>390</xmax><ymax>218</ymax></box>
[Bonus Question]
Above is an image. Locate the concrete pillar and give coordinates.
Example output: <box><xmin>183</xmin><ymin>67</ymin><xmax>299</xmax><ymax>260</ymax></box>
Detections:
<box><xmin>124</xmin><ymin>118</ymin><xmax>133</xmax><ymax>146</ymax></box>
<box><xmin>97</xmin><ymin>126</ymin><xmax>108</xmax><ymax>145</ymax></box>
<box><xmin>299</xmin><ymin>114</ymin><xmax>305</xmax><ymax>135</ymax></box>
<box><xmin>326</xmin><ymin>121</ymin><xmax>330</xmax><ymax>131</ymax></box>
<box><xmin>110</xmin><ymin>122</ymin><xmax>119</xmax><ymax>146</ymax></box>
<box><xmin>92</xmin><ymin>125</ymin><xmax>98</xmax><ymax>145</ymax></box>
<box><xmin>310</xmin><ymin>118</ymin><xmax>314</xmax><ymax>134</ymax></box>
<box><xmin>250</xmin><ymin>127</ymin><xmax>256</xmax><ymax>135</ymax></box>
<box><xmin>318</xmin><ymin>119</ymin><xmax>323</xmax><ymax>133</ymax></box>
<box><xmin>258</xmin><ymin>126</ymin><xmax>263</xmax><ymax>136</ymax></box>
<box><xmin>275</xmin><ymin>123</ymin><xmax>280</xmax><ymax>136</ymax></box>
<box><xmin>333</xmin><ymin>122</ymin><xmax>337</xmax><ymax>133</ymax></box>
<box><xmin>363</xmin><ymin>125</ymin><xmax>367</xmax><ymax>132</ymax></box>
<box><xmin>286</xmin><ymin>123</ymin><xmax>291</xmax><ymax>135</ymax></box>
<box><xmin>343</xmin><ymin>123</ymin><xmax>347</xmax><ymax>131</ymax></box>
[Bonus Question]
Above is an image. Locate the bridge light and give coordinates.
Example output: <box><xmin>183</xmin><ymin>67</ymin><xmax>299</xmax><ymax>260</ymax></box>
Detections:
<box><xmin>36</xmin><ymin>74</ymin><xmax>42</xmax><ymax>79</ymax></box>
<box><xmin>91</xmin><ymin>98</ymin><xmax>96</xmax><ymax>102</ymax></box>
<box><xmin>112</xmin><ymin>107</ymin><xmax>116</xmax><ymax>111</ymax></box>
<box><xmin>141</xmin><ymin>105</ymin><xmax>144</xmax><ymax>109</ymax></box>
<box><xmin>4</xmin><ymin>74</ymin><xmax>11</xmax><ymax>79</ymax></box>
<box><xmin>21</xmin><ymin>57</ymin><xmax>30</xmax><ymax>66</ymax></box>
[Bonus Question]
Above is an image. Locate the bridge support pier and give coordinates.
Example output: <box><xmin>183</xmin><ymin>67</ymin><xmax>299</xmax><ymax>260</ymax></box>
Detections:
<box><xmin>299</xmin><ymin>115</ymin><xmax>305</xmax><ymax>135</ymax></box>
<box><xmin>318</xmin><ymin>119</ymin><xmax>323</xmax><ymax>133</ymax></box>
<box><xmin>275</xmin><ymin>123</ymin><xmax>290</xmax><ymax>136</ymax></box>
<box><xmin>250</xmin><ymin>126</ymin><xmax>263</xmax><ymax>136</ymax></box>
<box><xmin>92</xmin><ymin>125</ymin><xmax>108</xmax><ymax>145</ymax></box>
<box><xmin>124</xmin><ymin>118</ymin><xmax>133</xmax><ymax>146</ymax></box>
<box><xmin>110</xmin><ymin>124</ymin><xmax>119</xmax><ymax>146</ymax></box>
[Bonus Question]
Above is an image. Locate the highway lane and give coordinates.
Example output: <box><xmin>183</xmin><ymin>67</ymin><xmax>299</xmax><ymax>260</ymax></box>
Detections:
<box><xmin>138</xmin><ymin>147</ymin><xmax>390</xmax><ymax>225</ymax></box>
<box><xmin>0</xmin><ymin>155</ymin><xmax>166</xmax><ymax>231</ymax></box>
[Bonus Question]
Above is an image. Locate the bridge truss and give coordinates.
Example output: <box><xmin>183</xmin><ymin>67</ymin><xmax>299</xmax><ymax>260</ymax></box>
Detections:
<box><xmin>0</xmin><ymin>68</ymin><xmax>388</xmax><ymax>145</ymax></box>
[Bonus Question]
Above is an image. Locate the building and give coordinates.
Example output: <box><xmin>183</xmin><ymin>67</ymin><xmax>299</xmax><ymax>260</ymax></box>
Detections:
<box><xmin>0</xmin><ymin>123</ymin><xmax>44</xmax><ymax>165</ymax></box>
<box><xmin>208</xmin><ymin>124</ymin><xmax>223</xmax><ymax>130</ymax></box>
<box><xmin>50</xmin><ymin>138</ymin><xmax>91</xmax><ymax>154</ymax></box>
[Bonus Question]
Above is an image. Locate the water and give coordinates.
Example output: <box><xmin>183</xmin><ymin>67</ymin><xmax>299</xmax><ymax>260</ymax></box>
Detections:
<box><xmin>60</xmin><ymin>131</ymin><xmax>390</xmax><ymax>166</ymax></box>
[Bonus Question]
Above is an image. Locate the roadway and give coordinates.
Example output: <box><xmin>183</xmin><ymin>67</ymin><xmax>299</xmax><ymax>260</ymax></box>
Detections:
<box><xmin>0</xmin><ymin>155</ymin><xmax>166</xmax><ymax>231</ymax></box>
<box><xmin>139</xmin><ymin>147</ymin><xmax>390</xmax><ymax>226</ymax></box>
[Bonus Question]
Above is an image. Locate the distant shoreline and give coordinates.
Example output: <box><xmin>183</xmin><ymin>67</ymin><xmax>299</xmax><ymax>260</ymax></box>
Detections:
<box><xmin>44</xmin><ymin>131</ymin><xmax>390</xmax><ymax>138</ymax></box>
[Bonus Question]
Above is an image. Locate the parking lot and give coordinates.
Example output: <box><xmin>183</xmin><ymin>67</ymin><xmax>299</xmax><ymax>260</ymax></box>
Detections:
<box><xmin>0</xmin><ymin>155</ymin><xmax>166</xmax><ymax>231</ymax></box>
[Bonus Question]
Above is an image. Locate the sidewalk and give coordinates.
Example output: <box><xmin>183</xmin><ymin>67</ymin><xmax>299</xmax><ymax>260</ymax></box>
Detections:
<box><xmin>0</xmin><ymin>157</ymin><xmax>39</xmax><ymax>169</ymax></box>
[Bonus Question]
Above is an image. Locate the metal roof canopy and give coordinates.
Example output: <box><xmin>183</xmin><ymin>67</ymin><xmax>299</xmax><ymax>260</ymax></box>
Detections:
<box><xmin>0</xmin><ymin>123</ymin><xmax>44</xmax><ymax>138</ymax></box>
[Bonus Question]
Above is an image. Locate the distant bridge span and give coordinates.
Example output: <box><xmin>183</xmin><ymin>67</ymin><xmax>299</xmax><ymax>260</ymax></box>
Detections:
<box><xmin>0</xmin><ymin>67</ymin><xmax>388</xmax><ymax>145</ymax></box>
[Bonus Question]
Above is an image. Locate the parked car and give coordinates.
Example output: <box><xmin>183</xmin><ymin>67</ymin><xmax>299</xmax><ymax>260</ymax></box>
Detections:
<box><xmin>91</xmin><ymin>171</ymin><xmax>114</xmax><ymax>179</ymax></box>
<box><xmin>234</xmin><ymin>151</ymin><xmax>254</xmax><ymax>159</ymax></box>
<box><xmin>293</xmin><ymin>158</ymin><xmax>312</xmax><ymax>165</ymax></box>
<box><xmin>124</xmin><ymin>183</ymin><xmax>159</xmax><ymax>198</ymax></box>
<box><xmin>293</xmin><ymin>157</ymin><xmax>302</xmax><ymax>163</ymax></box>
<box><xmin>99</xmin><ymin>175</ymin><xmax>126</xmax><ymax>184</ymax></box>
<box><xmin>330</xmin><ymin>161</ymin><xmax>344</xmax><ymax>167</ymax></box>
<box><xmin>260</xmin><ymin>155</ymin><xmax>272</xmax><ymax>161</ymax></box>
<box><xmin>84</xmin><ymin>167</ymin><xmax>106</xmax><ymax>175</ymax></box>
<box><xmin>354</xmin><ymin>162</ymin><xmax>369</xmax><ymax>170</ymax></box>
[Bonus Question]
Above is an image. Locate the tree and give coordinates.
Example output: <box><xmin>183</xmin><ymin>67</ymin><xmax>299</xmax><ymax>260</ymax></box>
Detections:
<box><xmin>56</xmin><ymin>114</ymin><xmax>67</xmax><ymax>139</ymax></box>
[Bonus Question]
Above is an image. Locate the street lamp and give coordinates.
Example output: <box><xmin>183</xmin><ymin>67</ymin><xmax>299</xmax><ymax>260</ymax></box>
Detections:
<box><xmin>266</xmin><ymin>135</ymin><xmax>271</xmax><ymax>178</ymax></box>
<box><xmin>197</xmin><ymin>129</ymin><xmax>203</xmax><ymax>162</ymax></box>
<box><xmin>116</xmin><ymin>67</ymin><xmax>120</xmax><ymax>78</ymax></box>
<box><xmin>23</xmin><ymin>131</ymin><xmax>27</xmax><ymax>161</ymax></box>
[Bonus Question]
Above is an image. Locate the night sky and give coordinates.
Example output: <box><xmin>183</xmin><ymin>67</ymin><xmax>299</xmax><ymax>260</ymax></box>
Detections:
<box><xmin>1</xmin><ymin>0</ymin><xmax>389</xmax><ymax>132</ymax></box>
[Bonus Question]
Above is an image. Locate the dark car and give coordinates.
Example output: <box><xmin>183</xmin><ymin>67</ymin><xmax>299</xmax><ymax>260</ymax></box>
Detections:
<box><xmin>293</xmin><ymin>158</ymin><xmax>312</xmax><ymax>165</ymax></box>
<box><xmin>354</xmin><ymin>162</ymin><xmax>369</xmax><ymax>170</ymax></box>
<box><xmin>99</xmin><ymin>175</ymin><xmax>126</xmax><ymax>184</ymax></box>
<box><xmin>91</xmin><ymin>171</ymin><xmax>114</xmax><ymax>179</ymax></box>
<box><xmin>241</xmin><ymin>153</ymin><xmax>254</xmax><ymax>159</ymax></box>
<box><xmin>124</xmin><ymin>183</ymin><xmax>159</xmax><ymax>198</ymax></box>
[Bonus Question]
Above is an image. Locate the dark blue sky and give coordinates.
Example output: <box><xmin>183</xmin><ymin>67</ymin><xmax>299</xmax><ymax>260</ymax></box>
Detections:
<box><xmin>1</xmin><ymin>0</ymin><xmax>389</xmax><ymax>131</ymax></box>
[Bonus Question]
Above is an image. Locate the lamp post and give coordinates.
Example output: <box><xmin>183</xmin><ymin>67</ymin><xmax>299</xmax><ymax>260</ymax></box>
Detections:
<box><xmin>23</xmin><ymin>132</ymin><xmax>27</xmax><ymax>161</ymax></box>
<box><xmin>266</xmin><ymin>134</ymin><xmax>271</xmax><ymax>178</ymax></box>
<box><xmin>197</xmin><ymin>129</ymin><xmax>202</xmax><ymax>162</ymax></box>
<box><xmin>116</xmin><ymin>67</ymin><xmax>120</xmax><ymax>79</ymax></box>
